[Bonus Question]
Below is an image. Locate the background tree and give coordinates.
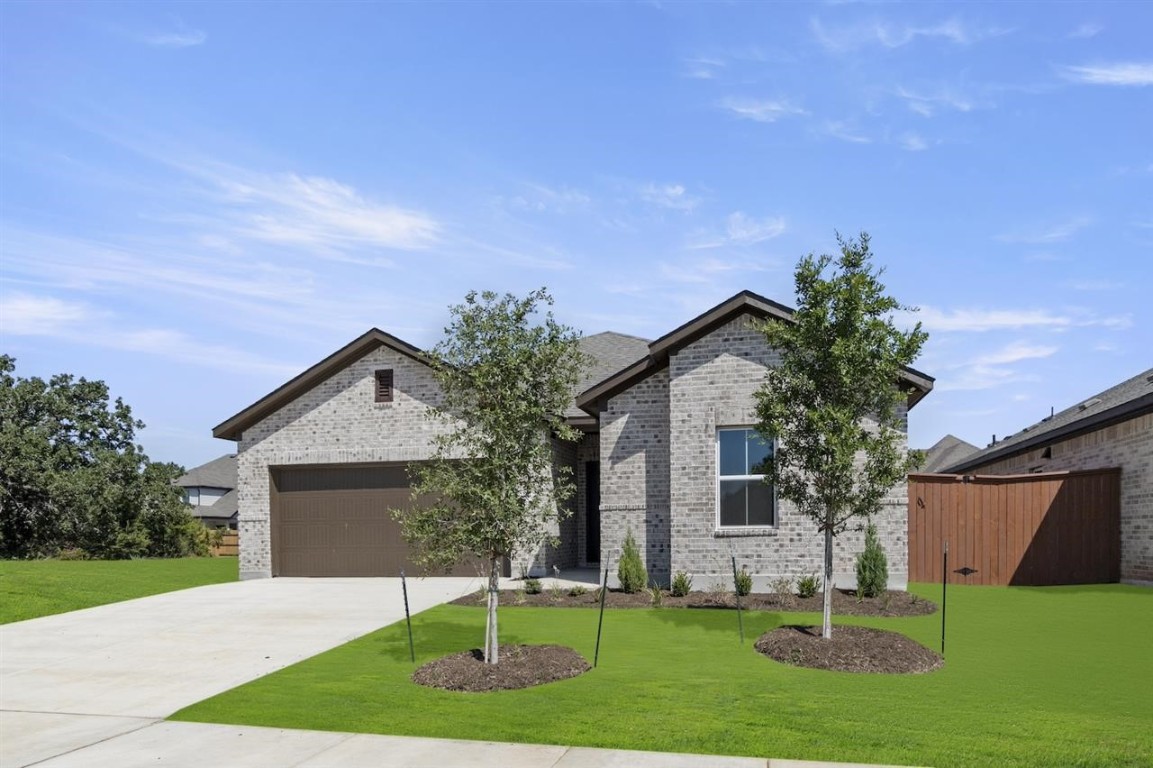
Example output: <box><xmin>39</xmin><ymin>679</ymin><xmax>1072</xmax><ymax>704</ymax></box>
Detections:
<box><xmin>393</xmin><ymin>288</ymin><xmax>586</xmax><ymax>664</ymax></box>
<box><xmin>754</xmin><ymin>233</ymin><xmax>927</xmax><ymax>639</ymax></box>
<box><xmin>0</xmin><ymin>355</ymin><xmax>205</xmax><ymax>559</ymax></box>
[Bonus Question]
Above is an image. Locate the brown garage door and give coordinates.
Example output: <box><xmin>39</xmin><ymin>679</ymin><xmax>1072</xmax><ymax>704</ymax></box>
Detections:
<box><xmin>270</xmin><ymin>463</ymin><xmax>493</xmax><ymax>578</ymax></box>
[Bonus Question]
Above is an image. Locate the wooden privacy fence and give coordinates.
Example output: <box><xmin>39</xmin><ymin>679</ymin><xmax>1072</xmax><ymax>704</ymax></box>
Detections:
<box><xmin>908</xmin><ymin>469</ymin><xmax>1120</xmax><ymax>586</ymax></box>
<box><xmin>209</xmin><ymin>530</ymin><xmax>239</xmax><ymax>557</ymax></box>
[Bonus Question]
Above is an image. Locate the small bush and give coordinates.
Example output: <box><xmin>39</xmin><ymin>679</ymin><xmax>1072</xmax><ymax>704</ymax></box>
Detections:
<box><xmin>549</xmin><ymin>580</ymin><xmax>565</xmax><ymax>601</ymax></box>
<box><xmin>796</xmin><ymin>572</ymin><xmax>821</xmax><ymax>599</ymax></box>
<box><xmin>734</xmin><ymin>566</ymin><xmax>753</xmax><ymax>597</ymax></box>
<box><xmin>524</xmin><ymin>577</ymin><xmax>542</xmax><ymax>595</ymax></box>
<box><xmin>855</xmin><ymin>520</ymin><xmax>889</xmax><ymax>598</ymax></box>
<box><xmin>770</xmin><ymin>575</ymin><xmax>794</xmax><ymax>608</ymax></box>
<box><xmin>648</xmin><ymin>583</ymin><xmax>664</xmax><ymax>607</ymax></box>
<box><xmin>567</xmin><ymin>585</ymin><xmax>588</xmax><ymax>597</ymax></box>
<box><xmin>671</xmin><ymin>570</ymin><xmax>693</xmax><ymax>597</ymax></box>
<box><xmin>617</xmin><ymin>530</ymin><xmax>648</xmax><ymax>594</ymax></box>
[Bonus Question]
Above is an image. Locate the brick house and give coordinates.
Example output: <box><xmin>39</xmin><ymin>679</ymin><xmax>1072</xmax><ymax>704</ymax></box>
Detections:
<box><xmin>943</xmin><ymin>368</ymin><xmax>1153</xmax><ymax>585</ymax></box>
<box><xmin>214</xmin><ymin>291</ymin><xmax>934</xmax><ymax>587</ymax></box>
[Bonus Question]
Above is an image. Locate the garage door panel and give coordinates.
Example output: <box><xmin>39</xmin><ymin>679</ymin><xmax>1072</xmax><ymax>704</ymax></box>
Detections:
<box><xmin>271</xmin><ymin>464</ymin><xmax>490</xmax><ymax>577</ymax></box>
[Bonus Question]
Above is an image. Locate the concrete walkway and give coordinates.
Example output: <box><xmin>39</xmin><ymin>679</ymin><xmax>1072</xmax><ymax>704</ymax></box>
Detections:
<box><xmin>1</xmin><ymin>576</ymin><xmax>909</xmax><ymax>768</ymax></box>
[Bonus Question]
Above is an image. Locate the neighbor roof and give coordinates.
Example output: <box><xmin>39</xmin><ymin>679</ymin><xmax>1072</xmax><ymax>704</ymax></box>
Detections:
<box><xmin>945</xmin><ymin>367</ymin><xmax>1153</xmax><ymax>473</ymax></box>
<box><xmin>919</xmin><ymin>435</ymin><xmax>980</xmax><ymax>473</ymax></box>
<box><xmin>575</xmin><ymin>290</ymin><xmax>934</xmax><ymax>416</ymax></box>
<box><xmin>190</xmin><ymin>488</ymin><xmax>238</xmax><ymax>522</ymax></box>
<box><xmin>175</xmin><ymin>454</ymin><xmax>237</xmax><ymax>489</ymax></box>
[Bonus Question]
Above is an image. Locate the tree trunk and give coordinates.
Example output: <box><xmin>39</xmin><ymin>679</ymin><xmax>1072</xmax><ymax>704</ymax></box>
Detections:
<box><xmin>822</xmin><ymin>525</ymin><xmax>833</xmax><ymax>639</ymax></box>
<box><xmin>484</xmin><ymin>555</ymin><xmax>500</xmax><ymax>664</ymax></box>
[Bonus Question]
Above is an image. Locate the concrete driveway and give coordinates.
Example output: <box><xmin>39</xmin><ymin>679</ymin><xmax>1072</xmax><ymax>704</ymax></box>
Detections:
<box><xmin>0</xmin><ymin>576</ymin><xmax>480</xmax><ymax>767</ymax></box>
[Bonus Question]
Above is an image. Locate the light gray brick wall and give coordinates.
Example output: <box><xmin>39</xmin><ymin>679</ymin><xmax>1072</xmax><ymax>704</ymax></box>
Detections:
<box><xmin>601</xmin><ymin>314</ymin><xmax>909</xmax><ymax>590</ymax></box>
<box><xmin>965</xmin><ymin>412</ymin><xmax>1152</xmax><ymax>584</ymax></box>
<box><xmin>599</xmin><ymin>368</ymin><xmax>670</xmax><ymax>585</ymax></box>
<box><xmin>236</xmin><ymin>344</ymin><xmax>567</xmax><ymax>579</ymax></box>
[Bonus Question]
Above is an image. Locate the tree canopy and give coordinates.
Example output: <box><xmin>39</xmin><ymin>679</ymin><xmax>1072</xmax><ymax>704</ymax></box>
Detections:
<box><xmin>754</xmin><ymin>233</ymin><xmax>927</xmax><ymax>638</ymax></box>
<box><xmin>0</xmin><ymin>355</ymin><xmax>206</xmax><ymax>559</ymax></box>
<box><xmin>392</xmin><ymin>288</ymin><xmax>587</xmax><ymax>663</ymax></box>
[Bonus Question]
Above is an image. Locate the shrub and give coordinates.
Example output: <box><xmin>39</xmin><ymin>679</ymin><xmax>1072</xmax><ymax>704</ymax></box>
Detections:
<box><xmin>567</xmin><ymin>585</ymin><xmax>588</xmax><ymax>598</ymax></box>
<box><xmin>796</xmin><ymin>572</ymin><xmax>821</xmax><ymax>599</ymax></box>
<box><xmin>734</xmin><ymin>566</ymin><xmax>753</xmax><ymax>597</ymax></box>
<box><xmin>524</xmin><ymin>577</ymin><xmax>542</xmax><ymax>595</ymax></box>
<box><xmin>855</xmin><ymin>520</ymin><xmax>889</xmax><ymax>598</ymax></box>
<box><xmin>617</xmin><ymin>530</ymin><xmax>648</xmax><ymax>593</ymax></box>
<box><xmin>770</xmin><ymin>575</ymin><xmax>794</xmax><ymax>608</ymax></box>
<box><xmin>648</xmin><ymin>583</ymin><xmax>664</xmax><ymax>607</ymax></box>
<box><xmin>670</xmin><ymin>570</ymin><xmax>693</xmax><ymax>597</ymax></box>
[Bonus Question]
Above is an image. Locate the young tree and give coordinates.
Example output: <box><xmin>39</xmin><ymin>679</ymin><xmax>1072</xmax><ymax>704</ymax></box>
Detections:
<box><xmin>754</xmin><ymin>233</ymin><xmax>927</xmax><ymax>639</ymax></box>
<box><xmin>393</xmin><ymin>288</ymin><xmax>586</xmax><ymax>664</ymax></box>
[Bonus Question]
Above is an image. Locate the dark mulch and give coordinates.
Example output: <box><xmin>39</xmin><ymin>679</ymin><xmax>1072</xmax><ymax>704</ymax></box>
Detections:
<box><xmin>450</xmin><ymin>586</ymin><xmax>935</xmax><ymax>617</ymax></box>
<box><xmin>411</xmin><ymin>644</ymin><xmax>590</xmax><ymax>692</ymax></box>
<box><xmin>755</xmin><ymin>624</ymin><xmax>944</xmax><ymax>674</ymax></box>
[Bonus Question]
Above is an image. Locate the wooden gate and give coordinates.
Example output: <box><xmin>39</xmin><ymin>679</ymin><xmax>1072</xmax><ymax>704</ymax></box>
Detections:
<box><xmin>908</xmin><ymin>469</ymin><xmax>1120</xmax><ymax>586</ymax></box>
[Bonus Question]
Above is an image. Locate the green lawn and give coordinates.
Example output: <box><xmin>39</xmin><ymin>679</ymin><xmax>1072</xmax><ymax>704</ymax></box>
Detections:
<box><xmin>172</xmin><ymin>583</ymin><xmax>1151</xmax><ymax>767</ymax></box>
<box><xmin>0</xmin><ymin>556</ymin><xmax>238</xmax><ymax>623</ymax></box>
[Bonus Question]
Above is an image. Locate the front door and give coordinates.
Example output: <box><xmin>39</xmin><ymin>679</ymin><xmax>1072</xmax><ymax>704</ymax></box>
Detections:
<box><xmin>585</xmin><ymin>461</ymin><xmax>600</xmax><ymax>563</ymax></box>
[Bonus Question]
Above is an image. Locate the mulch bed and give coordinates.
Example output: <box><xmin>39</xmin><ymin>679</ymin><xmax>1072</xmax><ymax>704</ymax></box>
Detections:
<box><xmin>450</xmin><ymin>586</ymin><xmax>936</xmax><ymax>618</ymax></box>
<box><xmin>412</xmin><ymin>644</ymin><xmax>590</xmax><ymax>692</ymax></box>
<box><xmin>755</xmin><ymin>624</ymin><xmax>944</xmax><ymax>674</ymax></box>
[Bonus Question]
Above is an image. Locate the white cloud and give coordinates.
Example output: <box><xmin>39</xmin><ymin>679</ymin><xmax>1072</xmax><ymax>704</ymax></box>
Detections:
<box><xmin>640</xmin><ymin>183</ymin><xmax>700</xmax><ymax>211</ymax></box>
<box><xmin>0</xmin><ymin>292</ymin><xmax>299</xmax><ymax>378</ymax></box>
<box><xmin>996</xmin><ymin>215</ymin><xmax>1093</xmax><ymax>244</ymax></box>
<box><xmin>684</xmin><ymin>56</ymin><xmax>725</xmax><ymax>80</ymax></box>
<box><xmin>1061</xmin><ymin>63</ymin><xmax>1153</xmax><ymax>86</ymax></box>
<box><xmin>971</xmin><ymin>342</ymin><xmax>1059</xmax><ymax>367</ymax></box>
<box><xmin>720</xmin><ymin>98</ymin><xmax>807</xmax><ymax>123</ymax></box>
<box><xmin>899</xmin><ymin>132</ymin><xmax>928</xmax><ymax>151</ymax></box>
<box><xmin>935</xmin><ymin>341</ymin><xmax>1057</xmax><ymax>392</ymax></box>
<box><xmin>1068</xmin><ymin>23</ymin><xmax>1104</xmax><ymax>39</ymax></box>
<box><xmin>660</xmin><ymin>256</ymin><xmax>770</xmax><ymax>285</ymax></box>
<box><xmin>1067</xmin><ymin>279</ymin><xmax>1123</xmax><ymax>291</ymax></box>
<box><xmin>143</xmin><ymin>29</ymin><xmax>207</xmax><ymax>48</ymax></box>
<box><xmin>909</xmin><ymin>305</ymin><xmax>1131</xmax><ymax>332</ymax></box>
<box><xmin>821</xmin><ymin>121</ymin><xmax>871</xmax><ymax>144</ymax></box>
<box><xmin>502</xmin><ymin>183</ymin><xmax>591</xmax><ymax>214</ymax></box>
<box><xmin>687</xmin><ymin>212</ymin><xmax>787</xmax><ymax>250</ymax></box>
<box><xmin>895</xmin><ymin>86</ymin><xmax>977</xmax><ymax>117</ymax></box>
<box><xmin>811</xmin><ymin>17</ymin><xmax>1008</xmax><ymax>53</ymax></box>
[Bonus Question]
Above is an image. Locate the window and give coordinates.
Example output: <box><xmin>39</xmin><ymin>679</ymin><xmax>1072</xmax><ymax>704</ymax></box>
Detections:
<box><xmin>374</xmin><ymin>369</ymin><xmax>394</xmax><ymax>403</ymax></box>
<box><xmin>717</xmin><ymin>428</ymin><xmax>775</xmax><ymax>528</ymax></box>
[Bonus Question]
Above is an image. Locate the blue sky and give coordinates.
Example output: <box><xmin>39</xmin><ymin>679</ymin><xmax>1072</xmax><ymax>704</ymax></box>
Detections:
<box><xmin>1</xmin><ymin>1</ymin><xmax>1150</xmax><ymax>469</ymax></box>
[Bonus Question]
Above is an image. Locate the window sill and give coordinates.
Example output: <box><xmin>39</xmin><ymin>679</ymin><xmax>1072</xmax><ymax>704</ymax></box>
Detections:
<box><xmin>713</xmin><ymin>527</ymin><xmax>778</xmax><ymax>538</ymax></box>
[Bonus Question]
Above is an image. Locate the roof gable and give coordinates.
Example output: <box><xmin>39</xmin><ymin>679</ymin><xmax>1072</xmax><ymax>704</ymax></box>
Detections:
<box><xmin>575</xmin><ymin>290</ymin><xmax>934</xmax><ymax>415</ymax></box>
<box><xmin>213</xmin><ymin>329</ymin><xmax>434</xmax><ymax>441</ymax></box>
<box><xmin>176</xmin><ymin>453</ymin><xmax>238</xmax><ymax>488</ymax></box>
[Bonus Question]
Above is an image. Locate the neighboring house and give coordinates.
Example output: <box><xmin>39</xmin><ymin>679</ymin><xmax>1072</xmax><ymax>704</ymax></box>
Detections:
<box><xmin>943</xmin><ymin>367</ymin><xmax>1153</xmax><ymax>585</ymax></box>
<box><xmin>214</xmin><ymin>291</ymin><xmax>934</xmax><ymax>586</ymax></box>
<box><xmin>919</xmin><ymin>434</ymin><xmax>979</xmax><ymax>473</ymax></box>
<box><xmin>174</xmin><ymin>454</ymin><xmax>238</xmax><ymax>530</ymax></box>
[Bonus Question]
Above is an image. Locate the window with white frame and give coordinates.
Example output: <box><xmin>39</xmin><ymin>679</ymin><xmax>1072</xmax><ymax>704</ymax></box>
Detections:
<box><xmin>717</xmin><ymin>428</ymin><xmax>775</xmax><ymax>528</ymax></box>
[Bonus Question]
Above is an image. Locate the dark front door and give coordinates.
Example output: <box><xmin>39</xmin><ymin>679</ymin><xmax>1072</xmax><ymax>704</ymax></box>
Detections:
<box><xmin>585</xmin><ymin>460</ymin><xmax>600</xmax><ymax>563</ymax></box>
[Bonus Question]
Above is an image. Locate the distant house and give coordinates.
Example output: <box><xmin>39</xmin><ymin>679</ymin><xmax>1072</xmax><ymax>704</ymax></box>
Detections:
<box><xmin>943</xmin><ymin>368</ymin><xmax>1153</xmax><ymax>585</ymax></box>
<box><xmin>174</xmin><ymin>454</ymin><xmax>238</xmax><ymax>530</ymax></box>
<box><xmin>919</xmin><ymin>434</ymin><xmax>979</xmax><ymax>473</ymax></box>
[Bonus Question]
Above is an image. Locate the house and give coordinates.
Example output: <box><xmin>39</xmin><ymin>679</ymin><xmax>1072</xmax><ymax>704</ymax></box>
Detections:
<box><xmin>174</xmin><ymin>454</ymin><xmax>238</xmax><ymax>530</ymax></box>
<box><xmin>918</xmin><ymin>434</ymin><xmax>979</xmax><ymax>473</ymax></box>
<box><xmin>214</xmin><ymin>290</ymin><xmax>934</xmax><ymax>586</ymax></box>
<box><xmin>942</xmin><ymin>367</ymin><xmax>1153</xmax><ymax>585</ymax></box>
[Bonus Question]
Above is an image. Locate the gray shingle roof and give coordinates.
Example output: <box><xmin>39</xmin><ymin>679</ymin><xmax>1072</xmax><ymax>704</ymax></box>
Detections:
<box><xmin>944</xmin><ymin>367</ymin><xmax>1153</xmax><ymax>473</ymax></box>
<box><xmin>919</xmin><ymin>434</ymin><xmax>979</xmax><ymax>473</ymax></box>
<box><xmin>175</xmin><ymin>454</ymin><xmax>237</xmax><ymax>489</ymax></box>
<box><xmin>565</xmin><ymin>331</ymin><xmax>651</xmax><ymax>419</ymax></box>
<box><xmin>191</xmin><ymin>488</ymin><xmax>238</xmax><ymax>521</ymax></box>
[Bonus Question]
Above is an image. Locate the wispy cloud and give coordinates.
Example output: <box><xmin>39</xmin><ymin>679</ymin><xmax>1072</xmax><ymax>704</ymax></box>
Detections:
<box><xmin>1068</xmin><ymin>23</ymin><xmax>1104</xmax><ymax>39</ymax></box>
<box><xmin>688</xmin><ymin>212</ymin><xmax>787</xmax><ymax>250</ymax></box>
<box><xmin>1067</xmin><ymin>279</ymin><xmax>1123</xmax><ymax>291</ymax></box>
<box><xmin>821</xmin><ymin>120</ymin><xmax>870</xmax><ymax>144</ymax></box>
<box><xmin>143</xmin><ymin>29</ymin><xmax>207</xmax><ymax>48</ymax></box>
<box><xmin>720</xmin><ymin>97</ymin><xmax>807</xmax><ymax>123</ymax></box>
<box><xmin>910</xmin><ymin>305</ymin><xmax>1130</xmax><ymax>332</ymax></box>
<box><xmin>898</xmin><ymin>132</ymin><xmax>928</xmax><ymax>152</ymax></box>
<box><xmin>895</xmin><ymin>86</ymin><xmax>977</xmax><ymax>117</ymax></box>
<box><xmin>996</xmin><ymin>215</ymin><xmax>1093</xmax><ymax>244</ymax></box>
<box><xmin>640</xmin><ymin>183</ymin><xmax>700</xmax><ymax>211</ymax></box>
<box><xmin>1060</xmin><ymin>63</ymin><xmax>1153</xmax><ymax>86</ymax></box>
<box><xmin>1</xmin><ymin>292</ymin><xmax>300</xmax><ymax>377</ymax></box>
<box><xmin>684</xmin><ymin>56</ymin><xmax>725</xmax><ymax>80</ymax></box>
<box><xmin>935</xmin><ymin>341</ymin><xmax>1058</xmax><ymax>392</ymax></box>
<box><xmin>659</xmin><ymin>256</ymin><xmax>771</xmax><ymax>285</ymax></box>
<box><xmin>500</xmin><ymin>183</ymin><xmax>591</xmax><ymax>214</ymax></box>
<box><xmin>811</xmin><ymin>17</ymin><xmax>1009</xmax><ymax>53</ymax></box>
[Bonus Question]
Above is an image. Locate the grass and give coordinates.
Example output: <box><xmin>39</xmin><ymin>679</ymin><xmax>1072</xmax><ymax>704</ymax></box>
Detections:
<box><xmin>171</xmin><ymin>582</ymin><xmax>1152</xmax><ymax>767</ymax></box>
<box><xmin>0</xmin><ymin>556</ymin><xmax>238</xmax><ymax>624</ymax></box>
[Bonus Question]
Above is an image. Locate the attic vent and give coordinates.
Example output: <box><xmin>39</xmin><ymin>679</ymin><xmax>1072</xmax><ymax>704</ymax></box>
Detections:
<box><xmin>374</xmin><ymin>369</ymin><xmax>394</xmax><ymax>403</ymax></box>
<box><xmin>1078</xmin><ymin>398</ymin><xmax>1102</xmax><ymax>411</ymax></box>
